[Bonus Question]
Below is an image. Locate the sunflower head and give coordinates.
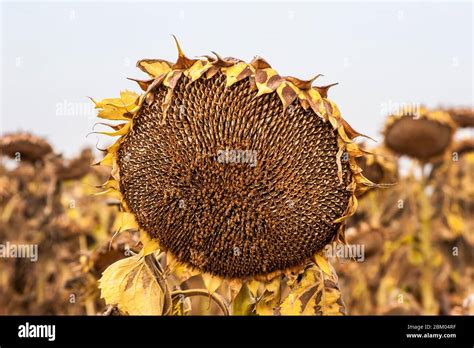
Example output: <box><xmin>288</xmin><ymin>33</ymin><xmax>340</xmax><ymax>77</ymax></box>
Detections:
<box><xmin>383</xmin><ymin>107</ymin><xmax>456</xmax><ymax>162</ymax></box>
<box><xmin>0</xmin><ymin>132</ymin><xmax>53</xmax><ymax>163</ymax></box>
<box><xmin>93</xmin><ymin>39</ymin><xmax>376</xmax><ymax>280</ymax></box>
<box><xmin>54</xmin><ymin>148</ymin><xmax>93</xmax><ymax>181</ymax></box>
<box><xmin>444</xmin><ymin>107</ymin><xmax>474</xmax><ymax>128</ymax></box>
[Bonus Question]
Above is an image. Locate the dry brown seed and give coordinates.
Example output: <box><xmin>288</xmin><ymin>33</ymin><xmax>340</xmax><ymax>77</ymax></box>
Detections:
<box><xmin>117</xmin><ymin>72</ymin><xmax>352</xmax><ymax>278</ymax></box>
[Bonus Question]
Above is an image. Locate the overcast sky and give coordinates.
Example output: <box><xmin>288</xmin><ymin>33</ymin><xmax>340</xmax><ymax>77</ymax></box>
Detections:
<box><xmin>1</xmin><ymin>1</ymin><xmax>472</xmax><ymax>157</ymax></box>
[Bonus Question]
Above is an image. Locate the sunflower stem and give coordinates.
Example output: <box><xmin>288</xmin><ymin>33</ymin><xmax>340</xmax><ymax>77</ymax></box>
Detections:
<box><xmin>418</xmin><ymin>163</ymin><xmax>436</xmax><ymax>314</ymax></box>
<box><xmin>171</xmin><ymin>289</ymin><xmax>230</xmax><ymax>315</ymax></box>
<box><xmin>144</xmin><ymin>253</ymin><xmax>173</xmax><ymax>315</ymax></box>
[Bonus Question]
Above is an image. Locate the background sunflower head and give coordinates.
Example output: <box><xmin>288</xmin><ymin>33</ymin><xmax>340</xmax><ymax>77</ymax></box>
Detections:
<box><xmin>383</xmin><ymin>107</ymin><xmax>457</xmax><ymax>162</ymax></box>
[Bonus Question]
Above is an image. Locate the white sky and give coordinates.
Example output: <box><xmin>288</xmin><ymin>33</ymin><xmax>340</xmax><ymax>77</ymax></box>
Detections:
<box><xmin>1</xmin><ymin>1</ymin><xmax>472</xmax><ymax>157</ymax></box>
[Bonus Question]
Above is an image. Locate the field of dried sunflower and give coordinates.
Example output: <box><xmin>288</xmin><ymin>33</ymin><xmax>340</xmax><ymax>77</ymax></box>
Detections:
<box><xmin>0</xmin><ymin>43</ymin><xmax>472</xmax><ymax>316</ymax></box>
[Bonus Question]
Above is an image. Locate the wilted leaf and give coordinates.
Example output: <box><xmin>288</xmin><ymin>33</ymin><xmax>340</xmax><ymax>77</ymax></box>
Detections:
<box><xmin>232</xmin><ymin>284</ymin><xmax>254</xmax><ymax>315</ymax></box>
<box><xmin>99</xmin><ymin>254</ymin><xmax>165</xmax><ymax>315</ymax></box>
<box><xmin>255</xmin><ymin>277</ymin><xmax>281</xmax><ymax>316</ymax></box>
<box><xmin>280</xmin><ymin>262</ymin><xmax>346</xmax><ymax>315</ymax></box>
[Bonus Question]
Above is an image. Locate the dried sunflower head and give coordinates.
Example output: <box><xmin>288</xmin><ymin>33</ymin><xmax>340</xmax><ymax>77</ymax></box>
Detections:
<box><xmin>54</xmin><ymin>148</ymin><xmax>93</xmax><ymax>181</ymax></box>
<box><xmin>444</xmin><ymin>107</ymin><xmax>474</xmax><ymax>128</ymax></box>
<box><xmin>383</xmin><ymin>107</ymin><xmax>456</xmax><ymax>162</ymax></box>
<box><xmin>0</xmin><ymin>132</ymin><xmax>53</xmax><ymax>163</ymax></box>
<box><xmin>454</xmin><ymin>138</ymin><xmax>474</xmax><ymax>155</ymax></box>
<box><xmin>93</xmin><ymin>39</ymin><xmax>375</xmax><ymax>280</ymax></box>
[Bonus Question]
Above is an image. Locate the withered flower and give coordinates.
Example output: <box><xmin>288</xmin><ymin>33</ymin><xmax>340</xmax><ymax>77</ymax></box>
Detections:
<box><xmin>383</xmin><ymin>108</ymin><xmax>456</xmax><ymax>162</ymax></box>
<box><xmin>0</xmin><ymin>132</ymin><xmax>53</xmax><ymax>163</ymax></box>
<box><xmin>444</xmin><ymin>107</ymin><xmax>474</xmax><ymax>128</ymax></box>
<box><xmin>93</xmin><ymin>39</ymin><xmax>375</xmax><ymax>280</ymax></box>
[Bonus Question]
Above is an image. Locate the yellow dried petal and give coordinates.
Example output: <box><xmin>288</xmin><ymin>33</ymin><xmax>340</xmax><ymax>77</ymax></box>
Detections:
<box><xmin>314</xmin><ymin>252</ymin><xmax>332</xmax><ymax>277</ymax></box>
<box><xmin>140</xmin><ymin>230</ymin><xmax>160</xmax><ymax>256</ymax></box>
<box><xmin>115</xmin><ymin>212</ymin><xmax>138</xmax><ymax>232</ymax></box>
<box><xmin>223</xmin><ymin>62</ymin><xmax>251</xmax><ymax>87</ymax></box>
<box><xmin>97</xmin><ymin>105</ymin><xmax>131</xmax><ymax>121</ymax></box>
<box><xmin>98</xmin><ymin>122</ymin><xmax>131</xmax><ymax>137</ymax></box>
<box><xmin>333</xmin><ymin>194</ymin><xmax>359</xmax><ymax>223</ymax></box>
<box><xmin>97</xmin><ymin>152</ymin><xmax>113</xmax><ymax>166</ymax></box>
<box><xmin>94</xmin><ymin>90</ymin><xmax>139</xmax><ymax>109</ymax></box>
<box><xmin>184</xmin><ymin>60</ymin><xmax>212</xmax><ymax>82</ymax></box>
<box><xmin>138</xmin><ymin>61</ymin><xmax>172</xmax><ymax>78</ymax></box>
<box><xmin>255</xmin><ymin>68</ymin><xmax>279</xmax><ymax>96</ymax></box>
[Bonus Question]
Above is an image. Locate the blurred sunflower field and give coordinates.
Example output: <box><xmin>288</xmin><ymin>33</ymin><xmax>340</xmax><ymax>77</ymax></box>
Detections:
<box><xmin>0</xmin><ymin>105</ymin><xmax>472</xmax><ymax>316</ymax></box>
